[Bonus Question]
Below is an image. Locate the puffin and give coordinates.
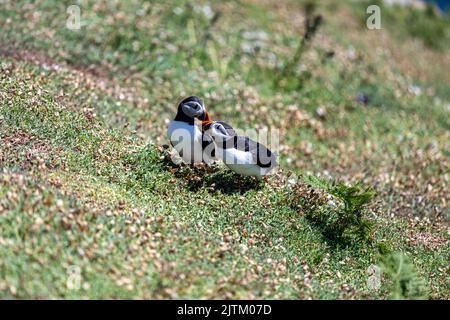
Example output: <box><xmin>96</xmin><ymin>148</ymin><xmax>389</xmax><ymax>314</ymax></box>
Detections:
<box><xmin>201</xmin><ymin>120</ymin><xmax>236</xmax><ymax>162</ymax></box>
<box><xmin>167</xmin><ymin>96</ymin><xmax>212</xmax><ymax>164</ymax></box>
<box><xmin>202</xmin><ymin>120</ymin><xmax>277</xmax><ymax>179</ymax></box>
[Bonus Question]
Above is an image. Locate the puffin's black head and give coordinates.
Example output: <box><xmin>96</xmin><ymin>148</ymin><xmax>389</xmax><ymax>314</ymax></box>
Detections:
<box><xmin>203</xmin><ymin>122</ymin><xmax>212</xmax><ymax>131</ymax></box>
<box><xmin>175</xmin><ymin>96</ymin><xmax>208</xmax><ymax>122</ymax></box>
<box><xmin>216</xmin><ymin>121</ymin><xmax>236</xmax><ymax>136</ymax></box>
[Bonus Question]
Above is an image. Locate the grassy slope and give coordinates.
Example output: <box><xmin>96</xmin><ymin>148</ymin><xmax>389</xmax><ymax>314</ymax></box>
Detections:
<box><xmin>0</xmin><ymin>0</ymin><xmax>449</xmax><ymax>299</ymax></box>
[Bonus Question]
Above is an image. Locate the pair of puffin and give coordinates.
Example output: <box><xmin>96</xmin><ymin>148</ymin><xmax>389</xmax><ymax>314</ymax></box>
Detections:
<box><xmin>167</xmin><ymin>96</ymin><xmax>277</xmax><ymax>179</ymax></box>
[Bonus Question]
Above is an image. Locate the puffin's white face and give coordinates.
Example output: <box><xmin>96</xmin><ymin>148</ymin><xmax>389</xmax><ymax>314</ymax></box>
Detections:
<box><xmin>181</xmin><ymin>100</ymin><xmax>205</xmax><ymax>118</ymax></box>
<box><xmin>208</xmin><ymin>122</ymin><xmax>231</xmax><ymax>142</ymax></box>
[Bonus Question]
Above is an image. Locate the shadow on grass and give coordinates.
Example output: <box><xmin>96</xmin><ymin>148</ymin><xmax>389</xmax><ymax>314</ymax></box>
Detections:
<box><xmin>159</xmin><ymin>152</ymin><xmax>262</xmax><ymax>195</ymax></box>
<box><xmin>284</xmin><ymin>178</ymin><xmax>375</xmax><ymax>251</ymax></box>
<box><xmin>305</xmin><ymin>219</ymin><xmax>363</xmax><ymax>250</ymax></box>
<box><xmin>196</xmin><ymin>170</ymin><xmax>263</xmax><ymax>195</ymax></box>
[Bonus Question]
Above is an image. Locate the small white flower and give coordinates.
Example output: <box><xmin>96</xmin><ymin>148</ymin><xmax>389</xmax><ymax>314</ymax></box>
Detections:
<box><xmin>408</xmin><ymin>84</ymin><xmax>422</xmax><ymax>96</ymax></box>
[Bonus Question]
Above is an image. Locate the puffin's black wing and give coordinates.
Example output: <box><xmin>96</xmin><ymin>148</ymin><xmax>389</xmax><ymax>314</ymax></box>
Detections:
<box><xmin>233</xmin><ymin>136</ymin><xmax>276</xmax><ymax>168</ymax></box>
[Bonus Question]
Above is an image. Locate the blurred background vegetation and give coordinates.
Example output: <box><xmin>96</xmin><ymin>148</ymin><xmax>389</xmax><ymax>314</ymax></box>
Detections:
<box><xmin>0</xmin><ymin>0</ymin><xmax>448</xmax><ymax>299</ymax></box>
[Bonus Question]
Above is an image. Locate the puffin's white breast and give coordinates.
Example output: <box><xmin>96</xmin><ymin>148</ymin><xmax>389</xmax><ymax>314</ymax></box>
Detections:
<box><xmin>216</xmin><ymin>147</ymin><xmax>267</xmax><ymax>178</ymax></box>
<box><xmin>167</xmin><ymin>121</ymin><xmax>203</xmax><ymax>163</ymax></box>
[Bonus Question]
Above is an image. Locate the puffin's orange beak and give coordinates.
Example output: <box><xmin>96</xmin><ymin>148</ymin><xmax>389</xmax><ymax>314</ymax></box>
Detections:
<box><xmin>201</xmin><ymin>111</ymin><xmax>213</xmax><ymax>131</ymax></box>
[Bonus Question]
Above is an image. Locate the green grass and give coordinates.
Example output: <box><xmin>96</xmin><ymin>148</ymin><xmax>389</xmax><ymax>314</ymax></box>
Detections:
<box><xmin>354</xmin><ymin>0</ymin><xmax>450</xmax><ymax>51</ymax></box>
<box><xmin>0</xmin><ymin>0</ymin><xmax>449</xmax><ymax>299</ymax></box>
<box><xmin>378</xmin><ymin>251</ymin><xmax>429</xmax><ymax>300</ymax></box>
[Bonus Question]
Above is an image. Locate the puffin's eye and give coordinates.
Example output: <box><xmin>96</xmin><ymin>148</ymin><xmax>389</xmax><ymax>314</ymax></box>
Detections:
<box><xmin>183</xmin><ymin>101</ymin><xmax>201</xmax><ymax>111</ymax></box>
<box><xmin>191</xmin><ymin>102</ymin><xmax>201</xmax><ymax>110</ymax></box>
<box><xmin>217</xmin><ymin>125</ymin><xmax>228</xmax><ymax>136</ymax></box>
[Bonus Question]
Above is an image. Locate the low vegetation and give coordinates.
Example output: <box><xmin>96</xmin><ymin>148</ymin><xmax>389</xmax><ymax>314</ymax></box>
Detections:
<box><xmin>0</xmin><ymin>0</ymin><xmax>448</xmax><ymax>299</ymax></box>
